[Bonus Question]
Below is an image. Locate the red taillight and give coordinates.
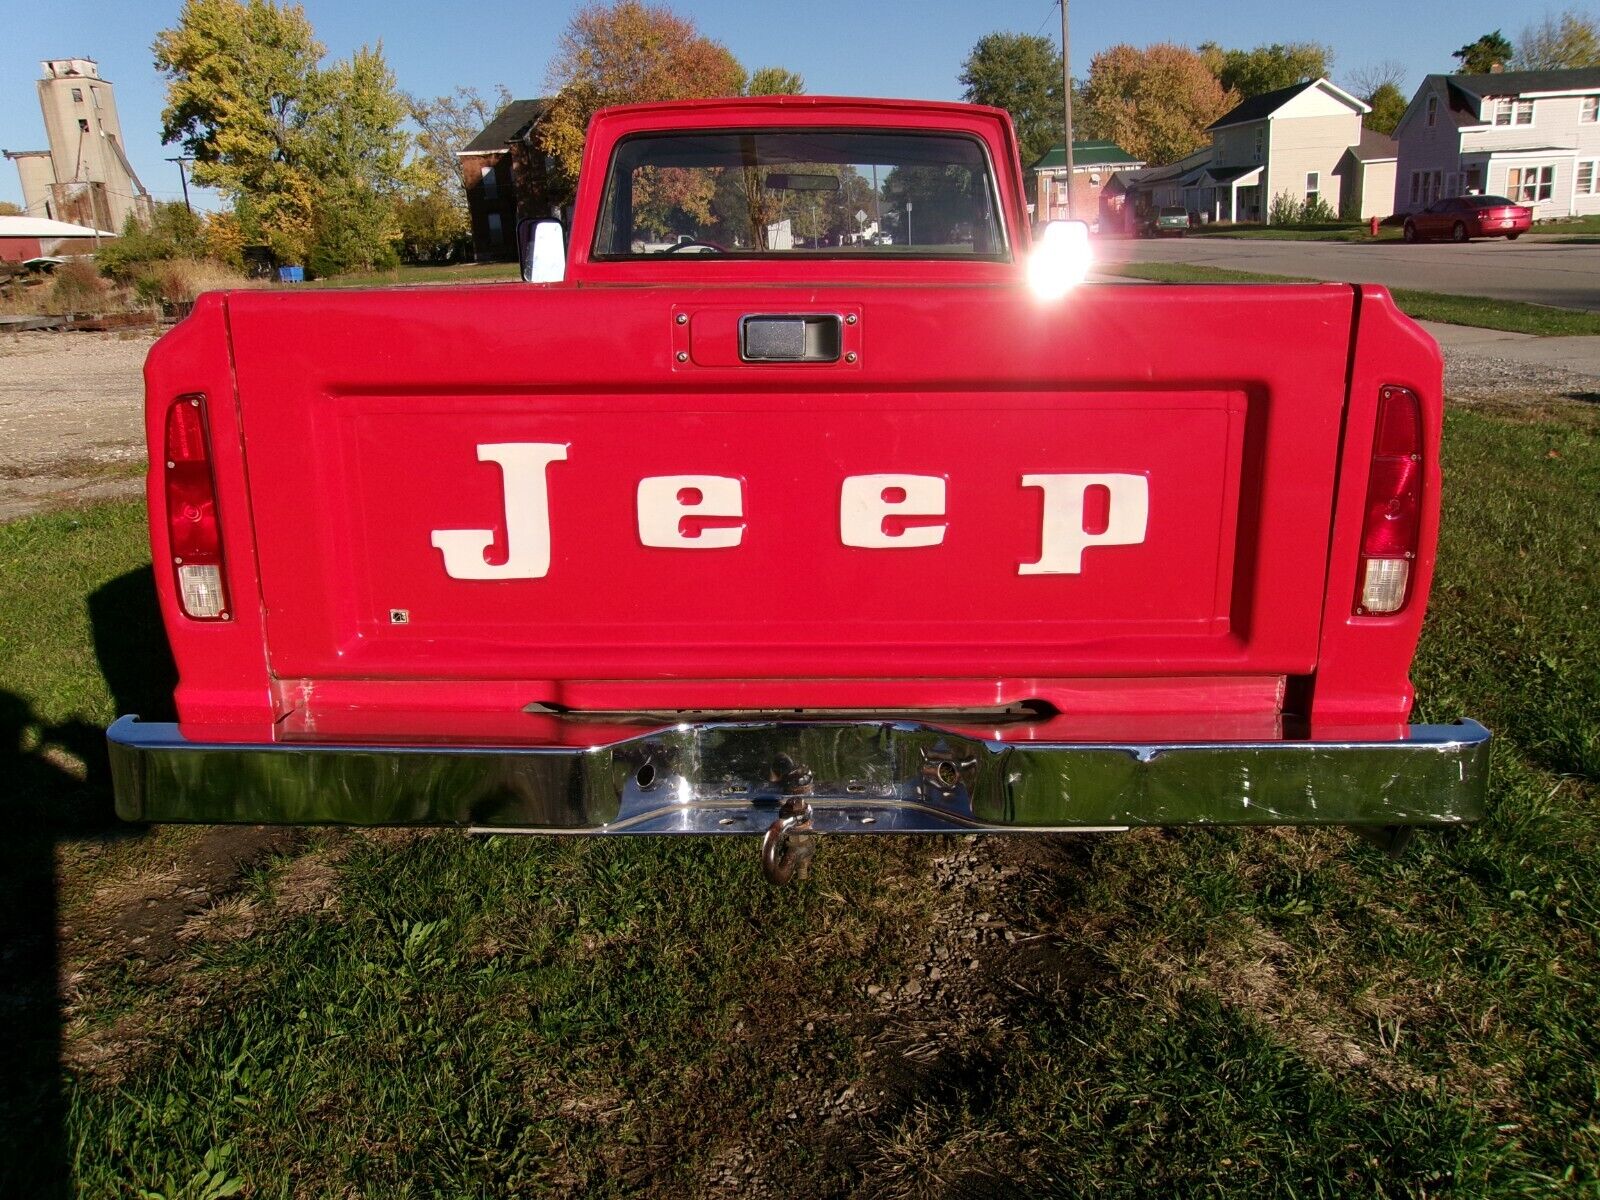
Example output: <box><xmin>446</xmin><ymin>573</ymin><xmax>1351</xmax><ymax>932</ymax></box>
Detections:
<box><xmin>164</xmin><ymin>395</ymin><xmax>231</xmax><ymax>620</ymax></box>
<box><xmin>1355</xmin><ymin>386</ymin><xmax>1422</xmax><ymax>615</ymax></box>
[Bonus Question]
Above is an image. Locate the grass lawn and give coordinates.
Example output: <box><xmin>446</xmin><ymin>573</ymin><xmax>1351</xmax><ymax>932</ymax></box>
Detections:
<box><xmin>2</xmin><ymin>403</ymin><xmax>1598</xmax><ymax>1194</ymax></box>
<box><xmin>1190</xmin><ymin>221</ymin><xmax>1405</xmax><ymax>243</ymax></box>
<box><xmin>1532</xmin><ymin>214</ymin><xmax>1600</xmax><ymax>236</ymax></box>
<box><xmin>298</xmin><ymin>261</ymin><xmax>523</xmax><ymax>289</ymax></box>
<box><xmin>1111</xmin><ymin>261</ymin><xmax>1600</xmax><ymax>336</ymax></box>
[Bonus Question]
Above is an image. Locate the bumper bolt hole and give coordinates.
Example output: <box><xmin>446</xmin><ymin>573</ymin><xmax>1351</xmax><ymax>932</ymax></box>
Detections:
<box><xmin>635</xmin><ymin>763</ymin><xmax>657</xmax><ymax>790</ymax></box>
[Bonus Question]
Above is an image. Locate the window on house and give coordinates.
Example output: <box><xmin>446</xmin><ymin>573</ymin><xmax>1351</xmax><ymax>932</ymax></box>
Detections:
<box><xmin>1493</xmin><ymin>98</ymin><xmax>1534</xmax><ymax>126</ymax></box>
<box><xmin>91</xmin><ymin>88</ymin><xmax>102</xmax><ymax>109</ymax></box>
<box><xmin>486</xmin><ymin>212</ymin><xmax>504</xmax><ymax>244</ymax></box>
<box><xmin>1506</xmin><ymin>165</ymin><xmax>1554</xmax><ymax>203</ymax></box>
<box><xmin>1578</xmin><ymin>160</ymin><xmax>1598</xmax><ymax>196</ymax></box>
<box><xmin>1305</xmin><ymin>172</ymin><xmax>1319</xmax><ymax>204</ymax></box>
<box><xmin>1253</xmin><ymin>128</ymin><xmax>1263</xmax><ymax>163</ymax></box>
<box><xmin>480</xmin><ymin>162</ymin><xmax>498</xmax><ymax>200</ymax></box>
<box><xmin>78</xmin><ymin>118</ymin><xmax>89</xmax><ymax>133</ymax></box>
<box><xmin>1465</xmin><ymin>164</ymin><xmax>1483</xmax><ymax>193</ymax></box>
<box><xmin>1410</xmin><ymin>172</ymin><xmax>1421</xmax><ymax>204</ymax></box>
<box><xmin>71</xmin><ymin>87</ymin><xmax>83</xmax><ymax>103</ymax></box>
<box><xmin>1583</xmin><ymin>96</ymin><xmax>1599</xmax><ymax>123</ymax></box>
<box><xmin>1426</xmin><ymin>96</ymin><xmax>1437</xmax><ymax>126</ymax></box>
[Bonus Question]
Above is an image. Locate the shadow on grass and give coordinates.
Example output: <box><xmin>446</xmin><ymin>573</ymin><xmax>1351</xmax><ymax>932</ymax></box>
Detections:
<box><xmin>0</xmin><ymin>566</ymin><xmax>175</xmax><ymax>1196</ymax></box>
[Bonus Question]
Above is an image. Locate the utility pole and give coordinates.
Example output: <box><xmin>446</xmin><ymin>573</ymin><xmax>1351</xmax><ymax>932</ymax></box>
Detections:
<box><xmin>1059</xmin><ymin>0</ymin><xmax>1074</xmax><ymax>218</ymax></box>
<box><xmin>167</xmin><ymin>156</ymin><xmax>192</xmax><ymax>213</ymax></box>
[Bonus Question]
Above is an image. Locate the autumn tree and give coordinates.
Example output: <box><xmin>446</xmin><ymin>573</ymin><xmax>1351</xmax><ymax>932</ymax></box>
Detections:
<box><xmin>154</xmin><ymin>0</ymin><xmax>415</xmax><ymax>272</ymax></box>
<box><xmin>154</xmin><ymin>0</ymin><xmax>324</xmax><ymax>260</ymax></box>
<box><xmin>1513</xmin><ymin>10</ymin><xmax>1600</xmax><ymax>69</ymax></box>
<box><xmin>746</xmin><ymin>66</ymin><xmax>805</xmax><ymax>96</ymax></box>
<box><xmin>408</xmin><ymin>86</ymin><xmax>512</xmax><ymax>204</ymax></box>
<box><xmin>1208</xmin><ymin>42</ymin><xmax>1332</xmax><ymax>98</ymax></box>
<box><xmin>959</xmin><ymin>32</ymin><xmax>1064</xmax><ymax>163</ymax></box>
<box><xmin>1453</xmin><ymin>31</ymin><xmax>1514</xmax><ymax>73</ymax></box>
<box><xmin>1079</xmin><ymin>44</ymin><xmax>1235</xmax><ymax>165</ymax></box>
<box><xmin>540</xmin><ymin>2</ymin><xmax>745</xmax><ymax>193</ymax></box>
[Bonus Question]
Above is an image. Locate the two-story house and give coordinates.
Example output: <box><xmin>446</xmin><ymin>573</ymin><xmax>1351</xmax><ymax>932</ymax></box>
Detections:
<box><xmin>455</xmin><ymin>98</ymin><xmax>558</xmax><ymax>262</ymax></box>
<box><xmin>1028</xmin><ymin>140</ymin><xmax>1145</xmax><ymax>223</ymax></box>
<box><xmin>1392</xmin><ymin>68</ymin><xmax>1600</xmax><ymax>218</ymax></box>
<box><xmin>1200</xmin><ymin>78</ymin><xmax>1374</xmax><ymax>223</ymax></box>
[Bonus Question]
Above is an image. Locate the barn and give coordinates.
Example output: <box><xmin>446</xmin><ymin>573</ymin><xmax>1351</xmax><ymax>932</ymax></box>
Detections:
<box><xmin>0</xmin><ymin>214</ymin><xmax>116</xmax><ymax>264</ymax></box>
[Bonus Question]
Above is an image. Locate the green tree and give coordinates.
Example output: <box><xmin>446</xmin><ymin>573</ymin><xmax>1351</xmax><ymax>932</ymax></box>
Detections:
<box><xmin>1362</xmin><ymin>82</ymin><xmax>1408</xmax><ymax>134</ymax></box>
<box><xmin>301</xmin><ymin>45</ymin><xmax>412</xmax><ymax>274</ymax></box>
<box><xmin>1513</xmin><ymin>10</ymin><xmax>1600</xmax><ymax>69</ymax></box>
<box><xmin>1080</xmin><ymin>43</ymin><xmax>1235</xmax><ymax>165</ymax></box>
<box><xmin>1453</xmin><ymin>31</ymin><xmax>1514</xmax><ymax>73</ymax></box>
<box><xmin>959</xmin><ymin>32</ymin><xmax>1064</xmax><ymax>163</ymax></box>
<box><xmin>1211</xmin><ymin>42</ymin><xmax>1332</xmax><ymax>98</ymax></box>
<box><xmin>154</xmin><ymin>0</ymin><xmax>416</xmax><ymax>272</ymax></box>
<box><xmin>540</xmin><ymin>2</ymin><xmax>745</xmax><ymax>193</ymax></box>
<box><xmin>153</xmin><ymin>0</ymin><xmax>324</xmax><ymax>259</ymax></box>
<box><xmin>746</xmin><ymin>66</ymin><xmax>804</xmax><ymax>96</ymax></box>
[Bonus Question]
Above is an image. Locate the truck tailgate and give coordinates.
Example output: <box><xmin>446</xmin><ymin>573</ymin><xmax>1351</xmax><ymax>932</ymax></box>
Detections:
<box><xmin>223</xmin><ymin>284</ymin><xmax>1353</xmax><ymax>702</ymax></box>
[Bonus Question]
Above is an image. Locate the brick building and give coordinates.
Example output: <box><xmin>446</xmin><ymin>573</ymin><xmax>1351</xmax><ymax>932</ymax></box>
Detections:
<box><xmin>455</xmin><ymin>98</ymin><xmax>560</xmax><ymax>261</ymax></box>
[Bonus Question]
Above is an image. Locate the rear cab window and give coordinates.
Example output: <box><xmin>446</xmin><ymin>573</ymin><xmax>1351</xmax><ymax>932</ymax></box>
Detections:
<box><xmin>593</xmin><ymin>130</ymin><xmax>1008</xmax><ymax>261</ymax></box>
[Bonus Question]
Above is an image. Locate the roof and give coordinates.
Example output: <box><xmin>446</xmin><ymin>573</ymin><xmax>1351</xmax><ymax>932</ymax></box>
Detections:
<box><xmin>459</xmin><ymin>98</ymin><xmax>553</xmax><ymax>155</ymax></box>
<box><xmin>1109</xmin><ymin>146</ymin><xmax>1212</xmax><ymax>190</ymax></box>
<box><xmin>0</xmin><ymin>215</ymin><xmax>117</xmax><ymax>238</ymax></box>
<box><xmin>1207</xmin><ymin>79</ymin><xmax>1320</xmax><ymax>130</ymax></box>
<box><xmin>1449</xmin><ymin>68</ymin><xmax>1600</xmax><ymax>98</ymax></box>
<box><xmin>1202</xmin><ymin>164</ymin><xmax>1262</xmax><ymax>184</ymax></box>
<box><xmin>1029</xmin><ymin>141</ymin><xmax>1143</xmax><ymax>170</ymax></box>
<box><xmin>1348</xmin><ymin>127</ymin><xmax>1399</xmax><ymax>162</ymax></box>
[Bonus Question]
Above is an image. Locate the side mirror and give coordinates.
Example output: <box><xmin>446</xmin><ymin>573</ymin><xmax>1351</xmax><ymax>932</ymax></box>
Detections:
<box><xmin>520</xmin><ymin>218</ymin><xmax>565</xmax><ymax>283</ymax></box>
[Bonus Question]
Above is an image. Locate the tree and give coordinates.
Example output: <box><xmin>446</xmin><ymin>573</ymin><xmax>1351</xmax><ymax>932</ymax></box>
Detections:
<box><xmin>407</xmin><ymin>86</ymin><xmax>512</xmax><ymax>204</ymax></box>
<box><xmin>1513</xmin><ymin>10</ymin><xmax>1600</xmax><ymax>69</ymax></box>
<box><xmin>746</xmin><ymin>66</ymin><xmax>804</xmax><ymax>96</ymax></box>
<box><xmin>0</xmin><ymin>201</ymin><xmax>22</xmax><ymax>216</ymax></box>
<box><xmin>1362</xmin><ymin>82</ymin><xmax>1408</xmax><ymax>134</ymax></box>
<box><xmin>1079</xmin><ymin>44</ymin><xmax>1235</xmax><ymax>166</ymax></box>
<box><xmin>300</xmin><ymin>45</ymin><xmax>412</xmax><ymax>274</ymax></box>
<box><xmin>154</xmin><ymin>0</ymin><xmax>417</xmax><ymax>272</ymax></box>
<box><xmin>1453</xmin><ymin>31</ymin><xmax>1514</xmax><ymax>73</ymax></box>
<box><xmin>1346</xmin><ymin>59</ymin><xmax>1407</xmax><ymax>101</ymax></box>
<box><xmin>1214</xmin><ymin>42</ymin><xmax>1333</xmax><ymax>98</ymax></box>
<box><xmin>959</xmin><ymin>32</ymin><xmax>1064</xmax><ymax>163</ymax></box>
<box><xmin>540</xmin><ymin>2</ymin><xmax>745</xmax><ymax>191</ymax></box>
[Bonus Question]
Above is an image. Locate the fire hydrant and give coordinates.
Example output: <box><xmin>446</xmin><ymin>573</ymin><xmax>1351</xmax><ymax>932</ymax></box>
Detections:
<box><xmin>1369</xmin><ymin>215</ymin><xmax>1380</xmax><ymax>237</ymax></box>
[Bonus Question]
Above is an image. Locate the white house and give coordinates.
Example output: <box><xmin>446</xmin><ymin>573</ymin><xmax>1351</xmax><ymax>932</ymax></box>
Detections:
<box><xmin>1201</xmin><ymin>78</ymin><xmax>1375</xmax><ymax>222</ymax></box>
<box><xmin>1392</xmin><ymin>68</ymin><xmax>1600</xmax><ymax>218</ymax></box>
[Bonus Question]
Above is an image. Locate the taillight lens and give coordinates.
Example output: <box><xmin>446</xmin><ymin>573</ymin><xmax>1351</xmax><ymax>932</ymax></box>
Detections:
<box><xmin>165</xmin><ymin>395</ymin><xmax>231</xmax><ymax>620</ymax></box>
<box><xmin>1355</xmin><ymin>386</ymin><xmax>1422</xmax><ymax>615</ymax></box>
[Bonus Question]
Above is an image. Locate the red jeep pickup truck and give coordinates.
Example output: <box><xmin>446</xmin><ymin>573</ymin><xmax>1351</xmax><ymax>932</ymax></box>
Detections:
<box><xmin>109</xmin><ymin>96</ymin><xmax>1487</xmax><ymax>882</ymax></box>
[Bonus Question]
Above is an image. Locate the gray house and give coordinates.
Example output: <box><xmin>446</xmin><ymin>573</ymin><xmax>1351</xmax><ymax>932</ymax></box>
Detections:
<box><xmin>1392</xmin><ymin>68</ymin><xmax>1600</xmax><ymax>218</ymax></box>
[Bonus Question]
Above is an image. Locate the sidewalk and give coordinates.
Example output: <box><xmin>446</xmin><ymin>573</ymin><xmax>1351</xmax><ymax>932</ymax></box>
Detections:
<box><xmin>1415</xmin><ymin>320</ymin><xmax>1600</xmax><ymax>381</ymax></box>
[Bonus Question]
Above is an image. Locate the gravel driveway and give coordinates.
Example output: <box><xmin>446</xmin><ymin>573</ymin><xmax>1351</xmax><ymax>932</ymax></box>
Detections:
<box><xmin>0</xmin><ymin>330</ymin><xmax>157</xmax><ymax>523</ymax></box>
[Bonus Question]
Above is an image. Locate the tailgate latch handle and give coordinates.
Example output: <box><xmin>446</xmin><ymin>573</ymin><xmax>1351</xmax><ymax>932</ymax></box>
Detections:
<box><xmin>740</xmin><ymin>314</ymin><xmax>842</xmax><ymax>363</ymax></box>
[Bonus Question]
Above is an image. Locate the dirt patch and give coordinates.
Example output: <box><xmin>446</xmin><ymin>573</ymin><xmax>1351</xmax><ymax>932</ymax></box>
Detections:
<box><xmin>0</xmin><ymin>329</ymin><xmax>157</xmax><ymax>522</ymax></box>
<box><xmin>58</xmin><ymin>825</ymin><xmax>313</xmax><ymax>1084</ymax></box>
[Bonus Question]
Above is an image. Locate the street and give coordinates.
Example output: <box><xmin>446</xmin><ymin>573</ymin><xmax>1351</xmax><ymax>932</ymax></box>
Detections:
<box><xmin>1098</xmin><ymin>234</ymin><xmax>1600</xmax><ymax>311</ymax></box>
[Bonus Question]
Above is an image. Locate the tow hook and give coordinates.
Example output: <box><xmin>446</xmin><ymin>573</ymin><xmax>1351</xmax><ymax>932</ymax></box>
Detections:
<box><xmin>761</xmin><ymin>754</ymin><xmax>816</xmax><ymax>885</ymax></box>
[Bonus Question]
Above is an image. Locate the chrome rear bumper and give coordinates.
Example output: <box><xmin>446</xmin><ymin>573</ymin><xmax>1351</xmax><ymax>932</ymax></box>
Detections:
<box><xmin>108</xmin><ymin>716</ymin><xmax>1491</xmax><ymax>835</ymax></box>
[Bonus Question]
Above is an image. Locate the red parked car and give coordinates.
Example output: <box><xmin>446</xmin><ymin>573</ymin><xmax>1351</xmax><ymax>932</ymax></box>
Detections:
<box><xmin>1403</xmin><ymin>195</ymin><xmax>1532</xmax><ymax>243</ymax></box>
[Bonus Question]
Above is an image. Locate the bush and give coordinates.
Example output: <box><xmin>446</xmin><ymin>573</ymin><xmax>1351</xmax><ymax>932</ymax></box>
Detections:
<box><xmin>47</xmin><ymin>259</ymin><xmax>109</xmax><ymax>314</ymax></box>
<box><xmin>1269</xmin><ymin>191</ymin><xmax>1303</xmax><ymax>225</ymax></box>
<box><xmin>94</xmin><ymin>202</ymin><xmax>206</xmax><ymax>282</ymax></box>
<box><xmin>133</xmin><ymin>259</ymin><xmax>249</xmax><ymax>307</ymax></box>
<box><xmin>1302</xmin><ymin>194</ymin><xmax>1337</xmax><ymax>224</ymax></box>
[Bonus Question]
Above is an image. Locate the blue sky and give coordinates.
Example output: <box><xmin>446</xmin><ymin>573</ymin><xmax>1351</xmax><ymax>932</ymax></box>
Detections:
<box><xmin>0</xmin><ymin>0</ymin><xmax>1561</xmax><ymax>212</ymax></box>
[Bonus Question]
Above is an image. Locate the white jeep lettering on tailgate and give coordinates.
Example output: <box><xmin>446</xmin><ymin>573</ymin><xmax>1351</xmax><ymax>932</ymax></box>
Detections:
<box><xmin>1020</xmin><ymin>473</ymin><xmax>1149</xmax><ymax>575</ymax></box>
<box><xmin>638</xmin><ymin>475</ymin><xmax>744</xmax><ymax>548</ymax></box>
<box><xmin>840</xmin><ymin>474</ymin><xmax>946</xmax><ymax>548</ymax></box>
<box><xmin>431</xmin><ymin>442</ymin><xmax>567</xmax><ymax>580</ymax></box>
<box><xmin>431</xmin><ymin>445</ymin><xmax>1149</xmax><ymax>578</ymax></box>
